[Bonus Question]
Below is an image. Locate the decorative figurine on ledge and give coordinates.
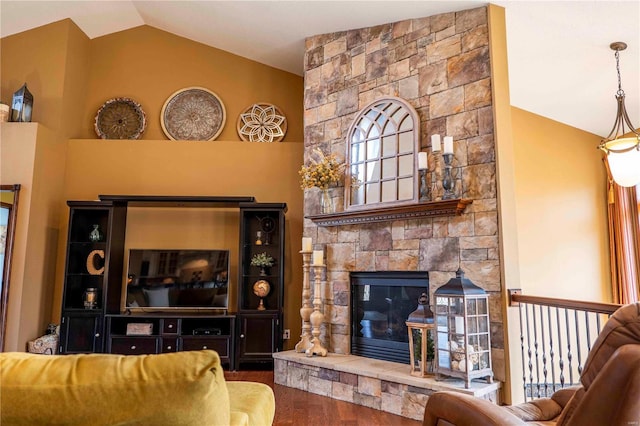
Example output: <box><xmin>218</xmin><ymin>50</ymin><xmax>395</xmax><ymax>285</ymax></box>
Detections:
<box><xmin>10</xmin><ymin>83</ymin><xmax>33</xmax><ymax>123</ymax></box>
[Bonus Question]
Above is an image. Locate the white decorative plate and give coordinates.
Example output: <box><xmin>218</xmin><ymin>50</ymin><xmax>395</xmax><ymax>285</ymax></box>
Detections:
<box><xmin>237</xmin><ymin>103</ymin><xmax>287</xmax><ymax>142</ymax></box>
<box><xmin>161</xmin><ymin>87</ymin><xmax>226</xmax><ymax>141</ymax></box>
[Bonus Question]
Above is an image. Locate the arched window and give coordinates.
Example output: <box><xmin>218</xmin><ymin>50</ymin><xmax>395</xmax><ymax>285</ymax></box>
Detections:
<box><xmin>345</xmin><ymin>97</ymin><xmax>420</xmax><ymax>210</ymax></box>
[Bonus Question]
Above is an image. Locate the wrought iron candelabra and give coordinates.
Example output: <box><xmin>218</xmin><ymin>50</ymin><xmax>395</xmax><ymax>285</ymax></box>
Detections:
<box><xmin>295</xmin><ymin>251</ymin><xmax>313</xmax><ymax>353</ymax></box>
<box><xmin>419</xmin><ymin>169</ymin><xmax>431</xmax><ymax>201</ymax></box>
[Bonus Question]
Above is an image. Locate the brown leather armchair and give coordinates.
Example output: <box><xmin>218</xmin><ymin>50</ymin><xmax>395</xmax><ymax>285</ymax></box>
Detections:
<box><xmin>423</xmin><ymin>302</ymin><xmax>640</xmax><ymax>426</ymax></box>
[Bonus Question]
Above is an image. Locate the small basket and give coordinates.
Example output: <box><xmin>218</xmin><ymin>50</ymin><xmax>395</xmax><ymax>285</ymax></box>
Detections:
<box><xmin>27</xmin><ymin>334</ymin><xmax>59</xmax><ymax>355</ymax></box>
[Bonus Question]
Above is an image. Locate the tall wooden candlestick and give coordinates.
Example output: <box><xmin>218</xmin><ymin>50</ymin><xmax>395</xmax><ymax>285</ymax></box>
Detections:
<box><xmin>306</xmin><ymin>264</ymin><xmax>328</xmax><ymax>357</ymax></box>
<box><xmin>295</xmin><ymin>250</ymin><xmax>313</xmax><ymax>352</ymax></box>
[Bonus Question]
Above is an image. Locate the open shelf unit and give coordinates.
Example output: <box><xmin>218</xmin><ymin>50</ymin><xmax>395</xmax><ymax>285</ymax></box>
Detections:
<box><xmin>236</xmin><ymin>203</ymin><xmax>287</xmax><ymax>367</ymax></box>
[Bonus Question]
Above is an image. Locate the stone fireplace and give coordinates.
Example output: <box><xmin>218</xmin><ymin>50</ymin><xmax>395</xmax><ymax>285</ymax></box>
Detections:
<box><xmin>350</xmin><ymin>271</ymin><xmax>428</xmax><ymax>364</ymax></box>
<box><xmin>302</xmin><ymin>5</ymin><xmax>505</xmax><ymax>382</ymax></box>
<box><xmin>275</xmin><ymin>6</ymin><xmax>505</xmax><ymax>419</ymax></box>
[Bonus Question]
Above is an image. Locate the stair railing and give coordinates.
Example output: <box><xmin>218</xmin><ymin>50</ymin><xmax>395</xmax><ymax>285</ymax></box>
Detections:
<box><xmin>509</xmin><ymin>291</ymin><xmax>621</xmax><ymax>401</ymax></box>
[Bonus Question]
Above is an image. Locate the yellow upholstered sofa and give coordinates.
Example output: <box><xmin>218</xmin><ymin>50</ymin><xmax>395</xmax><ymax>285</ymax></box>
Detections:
<box><xmin>0</xmin><ymin>350</ymin><xmax>275</xmax><ymax>425</ymax></box>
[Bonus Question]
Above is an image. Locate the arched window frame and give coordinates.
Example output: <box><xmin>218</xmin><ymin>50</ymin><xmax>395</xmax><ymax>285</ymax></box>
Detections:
<box><xmin>344</xmin><ymin>97</ymin><xmax>421</xmax><ymax>211</ymax></box>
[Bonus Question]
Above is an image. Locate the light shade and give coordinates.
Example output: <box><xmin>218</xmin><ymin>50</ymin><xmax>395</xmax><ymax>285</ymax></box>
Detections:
<box><xmin>602</xmin><ymin>137</ymin><xmax>640</xmax><ymax>187</ymax></box>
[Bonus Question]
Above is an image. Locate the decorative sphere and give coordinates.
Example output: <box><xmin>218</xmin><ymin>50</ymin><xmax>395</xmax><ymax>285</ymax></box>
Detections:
<box><xmin>253</xmin><ymin>280</ymin><xmax>271</xmax><ymax>298</ymax></box>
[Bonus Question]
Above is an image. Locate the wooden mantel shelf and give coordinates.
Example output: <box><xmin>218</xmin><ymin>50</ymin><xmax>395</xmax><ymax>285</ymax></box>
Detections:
<box><xmin>307</xmin><ymin>198</ymin><xmax>472</xmax><ymax>227</ymax></box>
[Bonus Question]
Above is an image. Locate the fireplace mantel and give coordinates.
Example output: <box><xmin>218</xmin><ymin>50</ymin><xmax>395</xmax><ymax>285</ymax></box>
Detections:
<box><xmin>307</xmin><ymin>198</ymin><xmax>472</xmax><ymax>227</ymax></box>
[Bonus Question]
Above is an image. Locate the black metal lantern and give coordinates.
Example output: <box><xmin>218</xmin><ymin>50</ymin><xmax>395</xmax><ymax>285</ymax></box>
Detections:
<box><xmin>406</xmin><ymin>292</ymin><xmax>435</xmax><ymax>377</ymax></box>
<box><xmin>434</xmin><ymin>269</ymin><xmax>493</xmax><ymax>388</ymax></box>
<box><xmin>10</xmin><ymin>83</ymin><xmax>33</xmax><ymax>122</ymax></box>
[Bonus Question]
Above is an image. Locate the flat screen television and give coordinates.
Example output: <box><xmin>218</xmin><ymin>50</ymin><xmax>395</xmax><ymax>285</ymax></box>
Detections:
<box><xmin>124</xmin><ymin>249</ymin><xmax>229</xmax><ymax>312</ymax></box>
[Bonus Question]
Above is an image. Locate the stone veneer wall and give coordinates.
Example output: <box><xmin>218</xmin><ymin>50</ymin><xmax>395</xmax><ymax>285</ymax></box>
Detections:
<box><xmin>302</xmin><ymin>6</ymin><xmax>505</xmax><ymax>381</ymax></box>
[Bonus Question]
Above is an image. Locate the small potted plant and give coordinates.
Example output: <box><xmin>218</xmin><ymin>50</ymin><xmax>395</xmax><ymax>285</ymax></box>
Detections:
<box><xmin>413</xmin><ymin>329</ymin><xmax>435</xmax><ymax>373</ymax></box>
<box><xmin>250</xmin><ymin>252</ymin><xmax>275</xmax><ymax>276</ymax></box>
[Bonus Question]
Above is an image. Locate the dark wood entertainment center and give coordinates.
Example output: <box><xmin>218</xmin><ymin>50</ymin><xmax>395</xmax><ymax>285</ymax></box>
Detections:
<box><xmin>58</xmin><ymin>195</ymin><xmax>287</xmax><ymax>370</ymax></box>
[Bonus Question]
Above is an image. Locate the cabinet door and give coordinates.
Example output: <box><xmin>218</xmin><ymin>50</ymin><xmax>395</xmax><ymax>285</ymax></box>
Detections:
<box><xmin>60</xmin><ymin>314</ymin><xmax>103</xmax><ymax>354</ymax></box>
<box><xmin>237</xmin><ymin>314</ymin><xmax>278</xmax><ymax>365</ymax></box>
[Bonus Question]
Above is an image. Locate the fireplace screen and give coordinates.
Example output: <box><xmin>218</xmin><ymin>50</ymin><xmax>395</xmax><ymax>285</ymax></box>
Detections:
<box><xmin>350</xmin><ymin>271</ymin><xmax>429</xmax><ymax>364</ymax></box>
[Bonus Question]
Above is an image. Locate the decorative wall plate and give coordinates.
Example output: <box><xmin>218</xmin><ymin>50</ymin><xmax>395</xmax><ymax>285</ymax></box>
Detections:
<box><xmin>161</xmin><ymin>87</ymin><xmax>226</xmax><ymax>141</ymax></box>
<box><xmin>94</xmin><ymin>97</ymin><xmax>146</xmax><ymax>139</ymax></box>
<box><xmin>237</xmin><ymin>103</ymin><xmax>287</xmax><ymax>142</ymax></box>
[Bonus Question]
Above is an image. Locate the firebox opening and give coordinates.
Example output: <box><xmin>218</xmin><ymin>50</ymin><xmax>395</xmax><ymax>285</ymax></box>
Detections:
<box><xmin>350</xmin><ymin>271</ymin><xmax>429</xmax><ymax>364</ymax></box>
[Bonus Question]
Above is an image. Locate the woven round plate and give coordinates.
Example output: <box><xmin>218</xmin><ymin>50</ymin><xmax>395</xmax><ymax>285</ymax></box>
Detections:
<box><xmin>161</xmin><ymin>87</ymin><xmax>226</xmax><ymax>141</ymax></box>
<box><xmin>94</xmin><ymin>97</ymin><xmax>146</xmax><ymax>139</ymax></box>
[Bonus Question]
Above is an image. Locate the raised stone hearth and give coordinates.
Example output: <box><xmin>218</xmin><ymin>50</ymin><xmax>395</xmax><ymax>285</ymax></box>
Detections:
<box><xmin>273</xmin><ymin>351</ymin><xmax>500</xmax><ymax>421</ymax></box>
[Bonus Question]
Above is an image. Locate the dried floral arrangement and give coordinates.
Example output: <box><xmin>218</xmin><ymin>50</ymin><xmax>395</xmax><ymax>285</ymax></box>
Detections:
<box><xmin>298</xmin><ymin>148</ymin><xmax>344</xmax><ymax>190</ymax></box>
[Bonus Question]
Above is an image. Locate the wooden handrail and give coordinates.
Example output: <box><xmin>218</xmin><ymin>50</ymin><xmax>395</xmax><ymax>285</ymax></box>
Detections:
<box><xmin>509</xmin><ymin>290</ymin><xmax>622</xmax><ymax>315</ymax></box>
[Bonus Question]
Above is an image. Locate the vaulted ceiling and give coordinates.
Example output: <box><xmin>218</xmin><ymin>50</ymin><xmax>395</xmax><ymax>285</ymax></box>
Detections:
<box><xmin>1</xmin><ymin>1</ymin><xmax>638</xmax><ymax>138</ymax></box>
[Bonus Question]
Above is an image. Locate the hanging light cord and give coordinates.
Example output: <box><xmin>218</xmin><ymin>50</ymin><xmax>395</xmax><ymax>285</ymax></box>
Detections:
<box><xmin>615</xmin><ymin>49</ymin><xmax>625</xmax><ymax>98</ymax></box>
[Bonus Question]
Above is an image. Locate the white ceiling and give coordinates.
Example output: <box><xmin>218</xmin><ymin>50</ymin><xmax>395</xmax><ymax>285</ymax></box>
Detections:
<box><xmin>1</xmin><ymin>1</ymin><xmax>639</xmax><ymax>138</ymax></box>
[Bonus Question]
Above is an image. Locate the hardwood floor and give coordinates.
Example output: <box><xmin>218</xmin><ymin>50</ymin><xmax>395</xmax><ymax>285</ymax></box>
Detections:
<box><xmin>225</xmin><ymin>370</ymin><xmax>423</xmax><ymax>426</ymax></box>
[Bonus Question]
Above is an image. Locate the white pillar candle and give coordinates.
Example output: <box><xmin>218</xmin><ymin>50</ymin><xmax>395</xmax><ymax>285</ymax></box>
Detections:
<box><xmin>302</xmin><ymin>237</ymin><xmax>313</xmax><ymax>252</ymax></box>
<box><xmin>443</xmin><ymin>136</ymin><xmax>454</xmax><ymax>154</ymax></box>
<box><xmin>418</xmin><ymin>152</ymin><xmax>428</xmax><ymax>170</ymax></box>
<box><xmin>454</xmin><ymin>316</ymin><xmax>465</xmax><ymax>334</ymax></box>
<box><xmin>431</xmin><ymin>134</ymin><xmax>441</xmax><ymax>152</ymax></box>
<box><xmin>312</xmin><ymin>250</ymin><xmax>324</xmax><ymax>266</ymax></box>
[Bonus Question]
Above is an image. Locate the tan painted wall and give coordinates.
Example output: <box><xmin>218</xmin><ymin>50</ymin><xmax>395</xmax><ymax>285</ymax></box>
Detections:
<box><xmin>52</xmin><ymin>139</ymin><xmax>304</xmax><ymax>350</ymax></box>
<box><xmin>504</xmin><ymin>107</ymin><xmax>610</xmax><ymax>403</ymax></box>
<box><xmin>511</xmin><ymin>107</ymin><xmax>610</xmax><ymax>301</ymax></box>
<box><xmin>59</xmin><ymin>22</ymin><xmax>91</xmax><ymax>138</ymax></box>
<box><xmin>1</xmin><ymin>20</ymin><xmax>90</xmax><ymax>351</ymax></box>
<box><xmin>0</xmin><ymin>123</ymin><xmax>37</xmax><ymax>351</ymax></box>
<box><xmin>84</xmin><ymin>25</ymin><xmax>303</xmax><ymax>141</ymax></box>
<box><xmin>0</xmin><ymin>20</ymin><xmax>87</xmax><ymax>137</ymax></box>
<box><xmin>2</xmin><ymin>19</ymin><xmax>305</xmax><ymax>352</ymax></box>
<box><xmin>0</xmin><ymin>123</ymin><xmax>67</xmax><ymax>351</ymax></box>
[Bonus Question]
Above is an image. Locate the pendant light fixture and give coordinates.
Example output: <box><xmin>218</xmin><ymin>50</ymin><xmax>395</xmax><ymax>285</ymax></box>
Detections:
<box><xmin>598</xmin><ymin>42</ymin><xmax>640</xmax><ymax>187</ymax></box>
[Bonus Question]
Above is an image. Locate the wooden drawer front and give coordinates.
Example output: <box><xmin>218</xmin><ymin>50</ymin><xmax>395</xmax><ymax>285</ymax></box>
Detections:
<box><xmin>180</xmin><ymin>337</ymin><xmax>229</xmax><ymax>357</ymax></box>
<box><xmin>161</xmin><ymin>338</ymin><xmax>178</xmax><ymax>353</ymax></box>
<box><xmin>163</xmin><ymin>319</ymin><xmax>179</xmax><ymax>334</ymax></box>
<box><xmin>110</xmin><ymin>337</ymin><xmax>158</xmax><ymax>355</ymax></box>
